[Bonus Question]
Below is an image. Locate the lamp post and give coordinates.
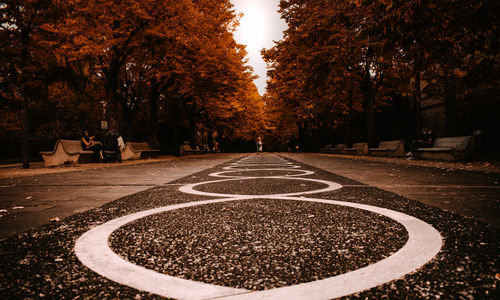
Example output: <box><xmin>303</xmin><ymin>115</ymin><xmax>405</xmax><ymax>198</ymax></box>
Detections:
<box><xmin>99</xmin><ymin>100</ymin><xmax>108</xmax><ymax>130</ymax></box>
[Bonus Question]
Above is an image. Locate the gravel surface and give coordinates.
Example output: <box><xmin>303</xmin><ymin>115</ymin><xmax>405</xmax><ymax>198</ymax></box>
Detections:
<box><xmin>110</xmin><ymin>199</ymin><xmax>407</xmax><ymax>290</ymax></box>
<box><xmin>194</xmin><ymin>178</ymin><xmax>328</xmax><ymax>195</ymax></box>
<box><xmin>0</xmin><ymin>153</ymin><xmax>498</xmax><ymax>299</ymax></box>
<box><xmin>314</xmin><ymin>187</ymin><xmax>499</xmax><ymax>299</ymax></box>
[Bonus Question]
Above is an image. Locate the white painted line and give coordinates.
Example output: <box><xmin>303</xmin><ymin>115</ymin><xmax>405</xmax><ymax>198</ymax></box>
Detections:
<box><xmin>223</xmin><ymin>164</ymin><xmax>300</xmax><ymax>170</ymax></box>
<box><xmin>178</xmin><ymin>176</ymin><xmax>342</xmax><ymax>198</ymax></box>
<box><xmin>210</xmin><ymin>169</ymin><xmax>315</xmax><ymax>178</ymax></box>
<box><xmin>75</xmin><ymin>154</ymin><xmax>443</xmax><ymax>300</ymax></box>
<box><xmin>75</xmin><ymin>198</ymin><xmax>247</xmax><ymax>300</ymax></box>
<box><xmin>216</xmin><ymin>197</ymin><xmax>442</xmax><ymax>300</ymax></box>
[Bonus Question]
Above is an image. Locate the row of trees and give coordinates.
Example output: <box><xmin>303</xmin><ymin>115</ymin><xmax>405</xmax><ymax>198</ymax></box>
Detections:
<box><xmin>1</xmin><ymin>0</ymin><xmax>265</xmax><ymax>167</ymax></box>
<box><xmin>263</xmin><ymin>0</ymin><xmax>498</xmax><ymax>151</ymax></box>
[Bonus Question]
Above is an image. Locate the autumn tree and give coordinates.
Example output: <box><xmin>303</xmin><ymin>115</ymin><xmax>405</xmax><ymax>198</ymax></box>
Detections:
<box><xmin>47</xmin><ymin>0</ymin><xmax>264</xmax><ymax>152</ymax></box>
<box><xmin>264</xmin><ymin>0</ymin><xmax>497</xmax><ymax>150</ymax></box>
<box><xmin>380</xmin><ymin>0</ymin><xmax>499</xmax><ymax>137</ymax></box>
<box><xmin>264</xmin><ymin>0</ymin><xmax>396</xmax><ymax>148</ymax></box>
<box><xmin>0</xmin><ymin>0</ymin><xmax>72</xmax><ymax>167</ymax></box>
<box><xmin>1</xmin><ymin>0</ymin><xmax>267</xmax><ymax>161</ymax></box>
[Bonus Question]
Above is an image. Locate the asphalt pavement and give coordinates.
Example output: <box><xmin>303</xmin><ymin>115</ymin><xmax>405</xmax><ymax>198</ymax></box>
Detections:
<box><xmin>0</xmin><ymin>154</ymin><xmax>246</xmax><ymax>239</ymax></box>
<box><xmin>283</xmin><ymin>153</ymin><xmax>500</xmax><ymax>228</ymax></box>
<box><xmin>0</xmin><ymin>153</ymin><xmax>498</xmax><ymax>299</ymax></box>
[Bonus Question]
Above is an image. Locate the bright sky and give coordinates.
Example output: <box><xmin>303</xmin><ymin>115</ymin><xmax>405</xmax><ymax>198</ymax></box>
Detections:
<box><xmin>231</xmin><ymin>0</ymin><xmax>287</xmax><ymax>95</ymax></box>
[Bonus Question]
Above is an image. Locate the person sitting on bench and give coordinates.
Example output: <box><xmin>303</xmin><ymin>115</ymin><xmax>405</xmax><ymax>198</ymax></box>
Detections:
<box><xmin>103</xmin><ymin>126</ymin><xmax>125</xmax><ymax>162</ymax></box>
<box><xmin>81</xmin><ymin>130</ymin><xmax>104</xmax><ymax>160</ymax></box>
<box><xmin>407</xmin><ymin>127</ymin><xmax>434</xmax><ymax>158</ymax></box>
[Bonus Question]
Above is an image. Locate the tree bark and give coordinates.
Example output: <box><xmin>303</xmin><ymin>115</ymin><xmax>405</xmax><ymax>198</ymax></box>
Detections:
<box><xmin>21</xmin><ymin>28</ymin><xmax>31</xmax><ymax>169</ymax></box>
<box><xmin>345</xmin><ymin>83</ymin><xmax>354</xmax><ymax>146</ymax></box>
<box><xmin>183</xmin><ymin>99</ymin><xmax>197</xmax><ymax>148</ymax></box>
<box><xmin>414</xmin><ymin>70</ymin><xmax>422</xmax><ymax>138</ymax></box>
<box><xmin>363</xmin><ymin>93</ymin><xmax>376</xmax><ymax>146</ymax></box>
<box><xmin>361</xmin><ymin>65</ymin><xmax>376</xmax><ymax>146</ymax></box>
<box><xmin>444</xmin><ymin>76</ymin><xmax>458</xmax><ymax>136</ymax></box>
<box><xmin>296</xmin><ymin>121</ymin><xmax>306</xmax><ymax>151</ymax></box>
<box><xmin>148</xmin><ymin>78</ymin><xmax>160</xmax><ymax>148</ymax></box>
<box><xmin>22</xmin><ymin>95</ymin><xmax>30</xmax><ymax>169</ymax></box>
<box><xmin>170</xmin><ymin>96</ymin><xmax>181</xmax><ymax>156</ymax></box>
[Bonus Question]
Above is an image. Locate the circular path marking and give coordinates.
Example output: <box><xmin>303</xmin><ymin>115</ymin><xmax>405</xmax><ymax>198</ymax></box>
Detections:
<box><xmin>75</xmin><ymin>154</ymin><xmax>442</xmax><ymax>300</ymax></box>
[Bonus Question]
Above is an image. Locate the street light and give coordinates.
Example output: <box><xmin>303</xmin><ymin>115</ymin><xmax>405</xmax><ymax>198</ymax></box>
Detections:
<box><xmin>99</xmin><ymin>100</ymin><xmax>108</xmax><ymax>130</ymax></box>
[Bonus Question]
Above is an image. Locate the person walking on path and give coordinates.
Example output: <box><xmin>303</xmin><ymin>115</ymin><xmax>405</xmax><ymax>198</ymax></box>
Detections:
<box><xmin>256</xmin><ymin>136</ymin><xmax>263</xmax><ymax>153</ymax></box>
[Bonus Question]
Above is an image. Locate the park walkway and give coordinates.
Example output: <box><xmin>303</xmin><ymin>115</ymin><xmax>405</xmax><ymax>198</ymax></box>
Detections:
<box><xmin>283</xmin><ymin>153</ymin><xmax>500</xmax><ymax>228</ymax></box>
<box><xmin>0</xmin><ymin>153</ymin><xmax>498</xmax><ymax>299</ymax></box>
<box><xmin>0</xmin><ymin>154</ymin><xmax>246</xmax><ymax>239</ymax></box>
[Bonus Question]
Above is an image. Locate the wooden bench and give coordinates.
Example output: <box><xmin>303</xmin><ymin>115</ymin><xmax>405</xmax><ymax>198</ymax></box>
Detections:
<box><xmin>416</xmin><ymin>136</ymin><xmax>473</xmax><ymax>161</ymax></box>
<box><xmin>319</xmin><ymin>144</ymin><xmax>346</xmax><ymax>154</ymax></box>
<box><xmin>318</xmin><ymin>144</ymin><xmax>332</xmax><ymax>153</ymax></box>
<box><xmin>179</xmin><ymin>144</ymin><xmax>203</xmax><ymax>156</ymax></box>
<box><xmin>40</xmin><ymin>140</ymin><xmax>100</xmax><ymax>167</ymax></box>
<box><xmin>330</xmin><ymin>144</ymin><xmax>346</xmax><ymax>154</ymax></box>
<box><xmin>121</xmin><ymin>142</ymin><xmax>160</xmax><ymax>161</ymax></box>
<box><xmin>369</xmin><ymin>140</ymin><xmax>405</xmax><ymax>157</ymax></box>
<box><xmin>344</xmin><ymin>142</ymin><xmax>368</xmax><ymax>155</ymax></box>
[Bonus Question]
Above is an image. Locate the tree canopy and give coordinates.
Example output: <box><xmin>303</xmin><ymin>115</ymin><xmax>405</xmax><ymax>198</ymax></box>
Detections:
<box><xmin>263</xmin><ymin>0</ymin><xmax>498</xmax><ymax>150</ymax></box>
<box><xmin>1</xmin><ymin>0</ymin><xmax>265</xmax><ymax>164</ymax></box>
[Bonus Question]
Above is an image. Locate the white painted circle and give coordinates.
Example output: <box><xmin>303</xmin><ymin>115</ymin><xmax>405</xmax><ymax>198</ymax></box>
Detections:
<box><xmin>210</xmin><ymin>169</ymin><xmax>315</xmax><ymax>178</ymax></box>
<box><xmin>75</xmin><ymin>196</ymin><xmax>442</xmax><ymax>300</ymax></box>
<box><xmin>224</xmin><ymin>163</ymin><xmax>300</xmax><ymax>170</ymax></box>
<box><xmin>178</xmin><ymin>176</ymin><xmax>342</xmax><ymax>198</ymax></box>
<box><xmin>75</xmin><ymin>154</ymin><xmax>442</xmax><ymax>300</ymax></box>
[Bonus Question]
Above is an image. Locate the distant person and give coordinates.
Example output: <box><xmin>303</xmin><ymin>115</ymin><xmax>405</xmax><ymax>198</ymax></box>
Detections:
<box><xmin>408</xmin><ymin>127</ymin><xmax>434</xmax><ymax>159</ymax></box>
<box><xmin>256</xmin><ymin>136</ymin><xmax>263</xmax><ymax>153</ymax></box>
<box><xmin>81</xmin><ymin>130</ymin><xmax>104</xmax><ymax>160</ymax></box>
<box><xmin>212</xmin><ymin>131</ymin><xmax>219</xmax><ymax>152</ymax></box>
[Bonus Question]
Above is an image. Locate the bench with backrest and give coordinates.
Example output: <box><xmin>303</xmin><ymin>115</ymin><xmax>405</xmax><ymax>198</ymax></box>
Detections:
<box><xmin>318</xmin><ymin>144</ymin><xmax>332</xmax><ymax>153</ymax></box>
<box><xmin>369</xmin><ymin>140</ymin><xmax>405</xmax><ymax>157</ymax></box>
<box><xmin>319</xmin><ymin>144</ymin><xmax>347</xmax><ymax>154</ymax></box>
<box><xmin>344</xmin><ymin>142</ymin><xmax>369</xmax><ymax>155</ymax></box>
<box><xmin>121</xmin><ymin>142</ymin><xmax>160</xmax><ymax>160</ymax></box>
<box><xmin>40</xmin><ymin>139</ymin><xmax>100</xmax><ymax>167</ymax></box>
<box><xmin>330</xmin><ymin>144</ymin><xmax>347</xmax><ymax>154</ymax></box>
<box><xmin>416</xmin><ymin>136</ymin><xmax>473</xmax><ymax>161</ymax></box>
<box><xmin>179</xmin><ymin>144</ymin><xmax>203</xmax><ymax>156</ymax></box>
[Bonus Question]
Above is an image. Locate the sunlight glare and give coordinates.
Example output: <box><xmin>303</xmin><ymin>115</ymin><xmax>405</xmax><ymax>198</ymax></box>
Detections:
<box><xmin>236</xmin><ymin>5</ymin><xmax>267</xmax><ymax>51</ymax></box>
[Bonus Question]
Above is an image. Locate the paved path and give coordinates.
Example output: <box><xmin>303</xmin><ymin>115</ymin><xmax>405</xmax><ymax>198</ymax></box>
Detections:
<box><xmin>0</xmin><ymin>154</ymin><xmax>246</xmax><ymax>239</ymax></box>
<box><xmin>283</xmin><ymin>153</ymin><xmax>500</xmax><ymax>228</ymax></box>
<box><xmin>0</xmin><ymin>153</ymin><xmax>498</xmax><ymax>299</ymax></box>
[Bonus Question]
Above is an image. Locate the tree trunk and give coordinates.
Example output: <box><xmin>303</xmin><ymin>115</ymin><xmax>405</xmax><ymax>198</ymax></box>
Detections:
<box><xmin>414</xmin><ymin>70</ymin><xmax>422</xmax><ymax>138</ymax></box>
<box><xmin>345</xmin><ymin>84</ymin><xmax>354</xmax><ymax>146</ymax></box>
<box><xmin>296</xmin><ymin>121</ymin><xmax>306</xmax><ymax>151</ymax></box>
<box><xmin>22</xmin><ymin>96</ymin><xmax>30</xmax><ymax>169</ymax></box>
<box><xmin>361</xmin><ymin>71</ymin><xmax>376</xmax><ymax>146</ymax></box>
<box><xmin>21</xmin><ymin>30</ymin><xmax>30</xmax><ymax>169</ymax></box>
<box><xmin>123</xmin><ymin>107</ymin><xmax>134</xmax><ymax>141</ymax></box>
<box><xmin>444</xmin><ymin>76</ymin><xmax>458</xmax><ymax>136</ymax></box>
<box><xmin>104</xmin><ymin>65</ymin><xmax>119</xmax><ymax>127</ymax></box>
<box><xmin>189</xmin><ymin>115</ymin><xmax>196</xmax><ymax>148</ymax></box>
<box><xmin>148</xmin><ymin>78</ymin><xmax>160</xmax><ymax>148</ymax></box>
<box><xmin>183</xmin><ymin>99</ymin><xmax>197</xmax><ymax>148</ymax></box>
<box><xmin>363</xmin><ymin>92</ymin><xmax>376</xmax><ymax>146</ymax></box>
<box><xmin>170</xmin><ymin>97</ymin><xmax>181</xmax><ymax>156</ymax></box>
